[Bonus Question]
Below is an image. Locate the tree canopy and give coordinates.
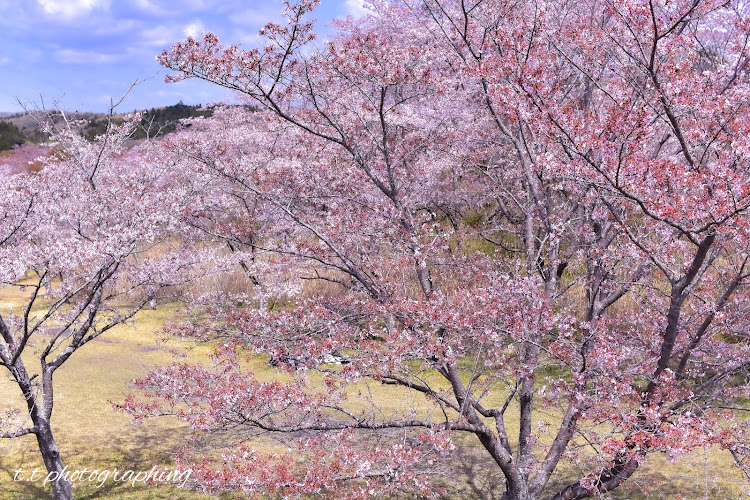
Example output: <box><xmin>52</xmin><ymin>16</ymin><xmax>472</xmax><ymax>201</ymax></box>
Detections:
<box><xmin>119</xmin><ymin>0</ymin><xmax>750</xmax><ymax>499</ymax></box>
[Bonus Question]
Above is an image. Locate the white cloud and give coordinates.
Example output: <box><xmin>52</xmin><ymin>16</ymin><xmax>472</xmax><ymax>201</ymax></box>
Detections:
<box><xmin>133</xmin><ymin>0</ymin><xmax>236</xmax><ymax>16</ymax></box>
<box><xmin>183</xmin><ymin>20</ymin><xmax>207</xmax><ymax>38</ymax></box>
<box><xmin>56</xmin><ymin>48</ymin><xmax>121</xmax><ymax>64</ymax></box>
<box><xmin>140</xmin><ymin>24</ymin><xmax>184</xmax><ymax>47</ymax></box>
<box><xmin>134</xmin><ymin>0</ymin><xmax>157</xmax><ymax>10</ymax></box>
<box><xmin>90</xmin><ymin>18</ymin><xmax>140</xmax><ymax>36</ymax></box>
<box><xmin>232</xmin><ymin>30</ymin><xmax>263</xmax><ymax>47</ymax></box>
<box><xmin>133</xmin><ymin>0</ymin><xmax>170</xmax><ymax>16</ymax></box>
<box><xmin>231</xmin><ymin>7</ymin><xmax>279</xmax><ymax>26</ymax></box>
<box><xmin>37</xmin><ymin>0</ymin><xmax>108</xmax><ymax>19</ymax></box>
<box><xmin>23</xmin><ymin>49</ymin><xmax>44</xmax><ymax>64</ymax></box>
<box><xmin>0</xmin><ymin>1</ymin><xmax>29</xmax><ymax>28</ymax></box>
<box><xmin>344</xmin><ymin>0</ymin><xmax>370</xmax><ymax>18</ymax></box>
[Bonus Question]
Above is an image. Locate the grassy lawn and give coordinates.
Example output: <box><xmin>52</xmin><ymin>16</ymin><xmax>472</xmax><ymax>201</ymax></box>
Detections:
<box><xmin>0</xmin><ymin>284</ymin><xmax>746</xmax><ymax>499</ymax></box>
<box><xmin>0</xmin><ymin>289</ymin><xmax>217</xmax><ymax>499</ymax></box>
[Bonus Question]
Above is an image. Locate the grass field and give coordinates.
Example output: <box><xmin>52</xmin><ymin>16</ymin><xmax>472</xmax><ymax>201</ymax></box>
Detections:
<box><xmin>0</xmin><ymin>284</ymin><xmax>747</xmax><ymax>499</ymax></box>
<box><xmin>0</xmin><ymin>300</ymin><xmax>216</xmax><ymax>499</ymax></box>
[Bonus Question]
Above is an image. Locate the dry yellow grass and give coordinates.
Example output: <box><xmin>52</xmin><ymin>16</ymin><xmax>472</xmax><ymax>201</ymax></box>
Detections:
<box><xmin>0</xmin><ymin>290</ymin><xmax>217</xmax><ymax>499</ymax></box>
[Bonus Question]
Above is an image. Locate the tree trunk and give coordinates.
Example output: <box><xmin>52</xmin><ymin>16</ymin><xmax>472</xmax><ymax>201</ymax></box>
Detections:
<box><xmin>502</xmin><ymin>483</ymin><xmax>533</xmax><ymax>500</ymax></box>
<box><xmin>12</xmin><ymin>359</ymin><xmax>74</xmax><ymax>499</ymax></box>
<box><xmin>34</xmin><ymin>417</ymin><xmax>73</xmax><ymax>500</ymax></box>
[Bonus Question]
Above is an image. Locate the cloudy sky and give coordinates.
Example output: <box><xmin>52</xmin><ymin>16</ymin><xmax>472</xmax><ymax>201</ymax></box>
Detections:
<box><xmin>0</xmin><ymin>0</ymin><xmax>364</xmax><ymax>113</ymax></box>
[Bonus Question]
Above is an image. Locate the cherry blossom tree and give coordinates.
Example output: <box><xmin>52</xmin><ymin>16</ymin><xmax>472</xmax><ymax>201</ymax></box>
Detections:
<box><xmin>0</xmin><ymin>110</ymin><xmax>198</xmax><ymax>500</ymax></box>
<box><xmin>125</xmin><ymin>0</ymin><xmax>750</xmax><ymax>498</ymax></box>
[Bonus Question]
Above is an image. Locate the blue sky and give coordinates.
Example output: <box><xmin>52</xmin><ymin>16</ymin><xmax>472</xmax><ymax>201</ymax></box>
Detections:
<box><xmin>0</xmin><ymin>0</ymin><xmax>365</xmax><ymax>113</ymax></box>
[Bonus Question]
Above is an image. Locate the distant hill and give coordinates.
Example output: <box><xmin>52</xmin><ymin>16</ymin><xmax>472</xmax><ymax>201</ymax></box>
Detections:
<box><xmin>82</xmin><ymin>102</ymin><xmax>213</xmax><ymax>140</ymax></box>
<box><xmin>4</xmin><ymin>113</ymin><xmax>50</xmax><ymax>143</ymax></box>
<box><xmin>0</xmin><ymin>103</ymin><xmax>216</xmax><ymax>148</ymax></box>
<box><xmin>0</xmin><ymin>121</ymin><xmax>26</xmax><ymax>152</ymax></box>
